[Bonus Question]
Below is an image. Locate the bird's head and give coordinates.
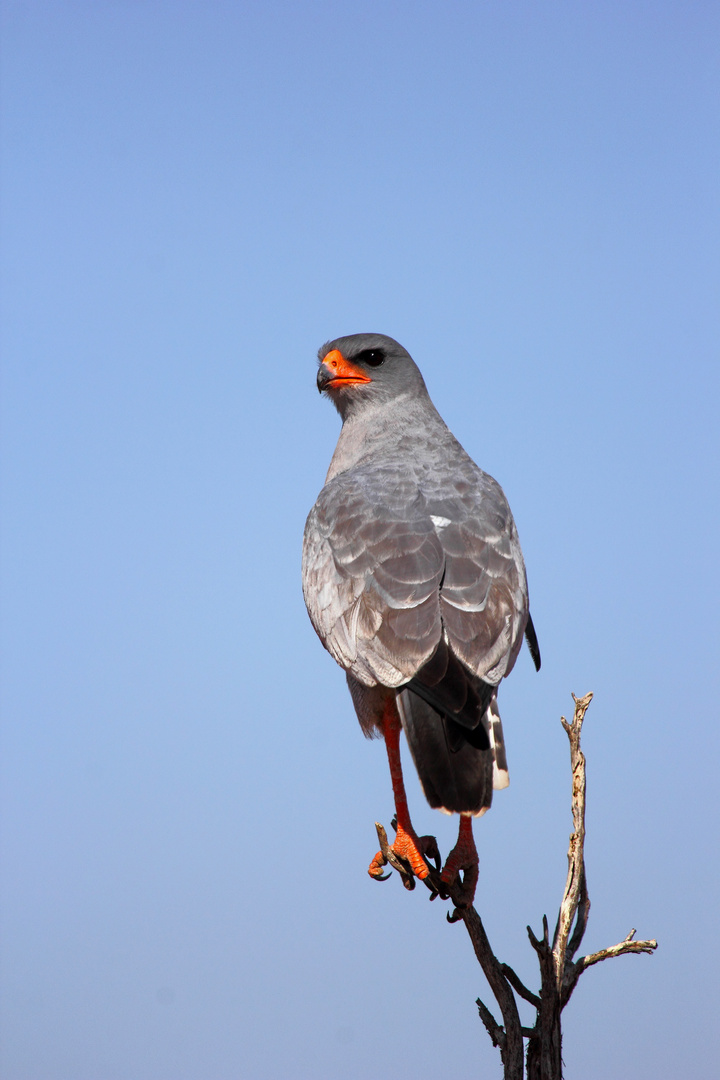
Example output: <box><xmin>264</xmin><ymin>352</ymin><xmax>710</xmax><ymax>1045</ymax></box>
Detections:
<box><xmin>316</xmin><ymin>333</ymin><xmax>427</xmax><ymax>419</ymax></box>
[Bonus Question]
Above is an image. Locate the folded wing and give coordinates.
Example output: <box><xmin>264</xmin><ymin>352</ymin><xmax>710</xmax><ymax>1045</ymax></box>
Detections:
<box><xmin>302</xmin><ymin>464</ymin><xmax>529</xmax><ymax>698</ymax></box>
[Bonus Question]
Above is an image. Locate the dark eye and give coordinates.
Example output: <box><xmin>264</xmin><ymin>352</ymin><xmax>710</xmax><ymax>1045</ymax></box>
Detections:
<box><xmin>356</xmin><ymin>348</ymin><xmax>386</xmax><ymax>367</ymax></box>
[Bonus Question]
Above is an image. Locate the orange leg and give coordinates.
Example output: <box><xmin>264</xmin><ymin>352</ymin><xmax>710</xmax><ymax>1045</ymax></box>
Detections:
<box><xmin>441</xmin><ymin>813</ymin><xmax>479</xmax><ymax>906</ymax></box>
<box><xmin>368</xmin><ymin>697</ymin><xmax>430</xmax><ymax>882</ymax></box>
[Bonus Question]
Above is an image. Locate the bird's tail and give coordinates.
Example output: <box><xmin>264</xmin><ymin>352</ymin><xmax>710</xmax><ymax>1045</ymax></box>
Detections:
<box><xmin>396</xmin><ymin>688</ymin><xmax>508</xmax><ymax>815</ymax></box>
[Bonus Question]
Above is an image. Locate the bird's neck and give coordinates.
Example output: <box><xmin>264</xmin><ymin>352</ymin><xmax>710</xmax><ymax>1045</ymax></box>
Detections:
<box><xmin>325</xmin><ymin>393</ymin><xmax>450</xmax><ymax>483</ymax></box>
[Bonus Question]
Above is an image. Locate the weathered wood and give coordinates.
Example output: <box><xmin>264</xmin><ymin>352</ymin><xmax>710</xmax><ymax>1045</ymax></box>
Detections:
<box><xmin>461</xmin><ymin>905</ymin><xmax>525</xmax><ymax>1079</ymax></box>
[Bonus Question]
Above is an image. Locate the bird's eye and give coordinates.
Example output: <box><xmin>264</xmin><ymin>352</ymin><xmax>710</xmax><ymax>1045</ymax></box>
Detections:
<box><xmin>357</xmin><ymin>349</ymin><xmax>386</xmax><ymax>368</ymax></box>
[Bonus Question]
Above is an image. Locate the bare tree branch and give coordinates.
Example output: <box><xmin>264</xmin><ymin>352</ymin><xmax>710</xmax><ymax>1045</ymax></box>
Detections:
<box><xmin>501</xmin><ymin>963</ymin><xmax>541</xmax><ymax>1009</ymax></box>
<box><xmin>565</xmin><ymin>871</ymin><xmax>590</xmax><ymax>963</ymax></box>
<box><xmin>374</xmin><ymin>691</ymin><xmax>657</xmax><ymax>1078</ymax></box>
<box><xmin>552</xmin><ymin>692</ymin><xmax>593</xmax><ymax>986</ymax></box>
<box><xmin>476</xmin><ymin>996</ymin><xmax>505</xmax><ymax>1049</ymax></box>
<box><xmin>460</xmin><ymin>906</ymin><xmax>525</xmax><ymax>1079</ymax></box>
<box><xmin>577</xmin><ymin>929</ymin><xmax>658</xmax><ymax>970</ymax></box>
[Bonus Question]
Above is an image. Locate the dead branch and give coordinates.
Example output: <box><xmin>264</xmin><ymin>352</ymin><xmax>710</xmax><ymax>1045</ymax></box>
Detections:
<box><xmin>377</xmin><ymin>691</ymin><xmax>658</xmax><ymax>1079</ymax></box>
<box><xmin>552</xmin><ymin>692</ymin><xmax>593</xmax><ymax>984</ymax></box>
<box><xmin>461</xmin><ymin>904</ymin><xmax>525</xmax><ymax>1079</ymax></box>
<box><xmin>580</xmin><ymin>929</ymin><xmax>658</xmax><ymax>968</ymax></box>
<box><xmin>501</xmin><ymin>963</ymin><xmax>541</xmax><ymax>1009</ymax></box>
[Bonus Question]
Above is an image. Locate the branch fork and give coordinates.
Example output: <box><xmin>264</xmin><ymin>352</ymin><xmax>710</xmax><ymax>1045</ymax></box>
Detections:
<box><xmin>376</xmin><ymin>691</ymin><xmax>658</xmax><ymax>1079</ymax></box>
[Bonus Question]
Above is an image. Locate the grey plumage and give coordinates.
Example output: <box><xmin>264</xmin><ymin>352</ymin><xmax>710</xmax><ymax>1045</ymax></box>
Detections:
<box><xmin>302</xmin><ymin>333</ymin><xmax>539</xmax><ymax>816</ymax></box>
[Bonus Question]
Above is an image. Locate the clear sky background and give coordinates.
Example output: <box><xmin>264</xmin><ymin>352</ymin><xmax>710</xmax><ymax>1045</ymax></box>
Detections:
<box><xmin>1</xmin><ymin>3</ymin><xmax>718</xmax><ymax>1078</ymax></box>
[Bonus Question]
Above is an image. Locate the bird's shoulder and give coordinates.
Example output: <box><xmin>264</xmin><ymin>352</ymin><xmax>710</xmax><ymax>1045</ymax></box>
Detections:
<box><xmin>301</xmin><ymin>428</ymin><xmax>529</xmax><ymax>687</ymax></box>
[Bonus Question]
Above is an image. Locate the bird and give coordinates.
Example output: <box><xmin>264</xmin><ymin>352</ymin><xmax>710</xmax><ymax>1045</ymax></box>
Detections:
<box><xmin>302</xmin><ymin>333</ymin><xmax>540</xmax><ymax>904</ymax></box>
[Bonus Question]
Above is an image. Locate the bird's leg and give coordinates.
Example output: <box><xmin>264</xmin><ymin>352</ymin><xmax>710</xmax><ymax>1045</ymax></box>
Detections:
<box><xmin>440</xmin><ymin>813</ymin><xmax>479</xmax><ymax>907</ymax></box>
<box><xmin>368</xmin><ymin>698</ymin><xmax>434</xmax><ymax>886</ymax></box>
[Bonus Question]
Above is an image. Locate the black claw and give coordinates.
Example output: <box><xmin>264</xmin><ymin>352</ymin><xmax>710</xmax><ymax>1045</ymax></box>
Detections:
<box><xmin>423</xmin><ymin>875</ymin><xmax>440</xmax><ymax>901</ymax></box>
<box><xmin>420</xmin><ymin>834</ymin><xmax>441</xmax><ymax>873</ymax></box>
<box><xmin>371</xmin><ymin>870</ymin><xmax>392</xmax><ymax>882</ymax></box>
<box><xmin>447</xmin><ymin>907</ymin><xmax>464</xmax><ymax>923</ymax></box>
<box><xmin>388</xmin><ymin>854</ymin><xmax>407</xmax><ymax>875</ymax></box>
<box><xmin>425</xmin><ymin>866</ymin><xmax>451</xmax><ymax>902</ymax></box>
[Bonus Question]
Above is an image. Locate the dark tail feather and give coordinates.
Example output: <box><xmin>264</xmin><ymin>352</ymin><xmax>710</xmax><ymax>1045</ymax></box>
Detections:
<box><xmin>396</xmin><ymin>688</ymin><xmax>494</xmax><ymax>815</ymax></box>
<box><xmin>525</xmin><ymin>613</ymin><xmax>541</xmax><ymax>671</ymax></box>
<box><xmin>487</xmin><ymin>695</ymin><xmax>509</xmax><ymax>790</ymax></box>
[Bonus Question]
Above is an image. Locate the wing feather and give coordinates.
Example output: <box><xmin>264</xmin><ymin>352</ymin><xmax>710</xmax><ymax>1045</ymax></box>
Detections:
<box><xmin>302</xmin><ymin>473</ymin><xmax>444</xmax><ymax>686</ymax></box>
<box><xmin>302</xmin><ymin>456</ymin><xmax>529</xmax><ymax>694</ymax></box>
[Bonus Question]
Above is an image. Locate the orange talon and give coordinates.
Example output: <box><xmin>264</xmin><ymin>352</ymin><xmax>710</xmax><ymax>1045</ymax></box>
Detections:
<box><xmin>368</xmin><ymin>820</ymin><xmax>430</xmax><ymax>881</ymax></box>
<box><xmin>391</xmin><ymin>820</ymin><xmax>430</xmax><ymax>879</ymax></box>
<box><xmin>368</xmin><ymin>851</ymin><xmax>389</xmax><ymax>879</ymax></box>
<box><xmin>368</xmin><ymin>697</ymin><xmax>431</xmax><ymax>885</ymax></box>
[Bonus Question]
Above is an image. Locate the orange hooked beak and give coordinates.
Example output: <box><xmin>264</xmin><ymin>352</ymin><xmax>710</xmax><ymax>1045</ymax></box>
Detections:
<box><xmin>317</xmin><ymin>349</ymin><xmax>373</xmax><ymax>393</ymax></box>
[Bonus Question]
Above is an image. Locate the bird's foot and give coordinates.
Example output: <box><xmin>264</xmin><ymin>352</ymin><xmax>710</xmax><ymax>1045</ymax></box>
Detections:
<box><xmin>440</xmin><ymin>817</ymin><xmax>479</xmax><ymax>910</ymax></box>
<box><xmin>369</xmin><ymin>819</ymin><xmax>441</xmax><ymax>891</ymax></box>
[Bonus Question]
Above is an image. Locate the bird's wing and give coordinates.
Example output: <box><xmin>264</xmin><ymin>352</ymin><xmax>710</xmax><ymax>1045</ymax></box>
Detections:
<box><xmin>302</xmin><ymin>471</ymin><xmax>445</xmax><ymax>687</ymax></box>
<box><xmin>422</xmin><ymin>467</ymin><xmax>529</xmax><ymax>685</ymax></box>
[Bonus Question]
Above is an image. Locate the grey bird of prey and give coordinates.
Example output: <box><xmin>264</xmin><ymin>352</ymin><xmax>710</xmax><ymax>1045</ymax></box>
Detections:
<box><xmin>302</xmin><ymin>333</ymin><xmax>540</xmax><ymax>902</ymax></box>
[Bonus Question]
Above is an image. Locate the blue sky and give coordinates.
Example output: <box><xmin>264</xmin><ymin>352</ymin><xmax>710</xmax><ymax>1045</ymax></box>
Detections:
<box><xmin>1</xmin><ymin>2</ymin><xmax>718</xmax><ymax>1077</ymax></box>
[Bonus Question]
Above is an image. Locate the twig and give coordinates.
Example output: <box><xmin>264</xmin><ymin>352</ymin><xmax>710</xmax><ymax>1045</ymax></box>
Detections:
<box><xmin>562</xmin><ymin>929</ymin><xmax>658</xmax><ymax>1004</ymax></box>
<box><xmin>580</xmin><ymin>930</ymin><xmax>658</xmax><ymax>968</ymax></box>
<box><xmin>501</xmin><ymin>963</ymin><xmax>541</xmax><ymax>1009</ymax></box>
<box><xmin>476</xmin><ymin>997</ymin><xmax>506</xmax><ymax>1049</ymax></box>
